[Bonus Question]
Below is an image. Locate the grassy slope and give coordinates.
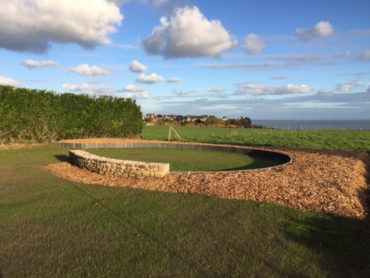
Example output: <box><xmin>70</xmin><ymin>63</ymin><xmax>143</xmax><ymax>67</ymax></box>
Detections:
<box><xmin>0</xmin><ymin>147</ymin><xmax>369</xmax><ymax>277</ymax></box>
<box><xmin>88</xmin><ymin>148</ymin><xmax>283</xmax><ymax>171</ymax></box>
<box><xmin>142</xmin><ymin>126</ymin><xmax>370</xmax><ymax>153</ymax></box>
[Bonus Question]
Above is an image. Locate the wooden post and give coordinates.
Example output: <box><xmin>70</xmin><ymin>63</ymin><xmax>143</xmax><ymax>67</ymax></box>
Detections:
<box><xmin>167</xmin><ymin>126</ymin><xmax>172</xmax><ymax>141</ymax></box>
<box><xmin>172</xmin><ymin>127</ymin><xmax>182</xmax><ymax>140</ymax></box>
<box><xmin>168</xmin><ymin>126</ymin><xmax>182</xmax><ymax>141</ymax></box>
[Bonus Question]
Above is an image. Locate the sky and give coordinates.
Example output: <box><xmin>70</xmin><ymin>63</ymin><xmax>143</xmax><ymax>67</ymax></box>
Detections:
<box><xmin>0</xmin><ymin>0</ymin><xmax>369</xmax><ymax>120</ymax></box>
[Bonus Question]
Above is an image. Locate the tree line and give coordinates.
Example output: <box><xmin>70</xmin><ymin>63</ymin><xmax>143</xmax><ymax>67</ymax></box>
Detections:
<box><xmin>0</xmin><ymin>86</ymin><xmax>143</xmax><ymax>143</ymax></box>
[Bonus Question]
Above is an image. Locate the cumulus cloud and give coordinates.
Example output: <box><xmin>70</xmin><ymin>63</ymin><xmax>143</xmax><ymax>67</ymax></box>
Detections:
<box><xmin>121</xmin><ymin>86</ymin><xmax>151</xmax><ymax>99</ymax></box>
<box><xmin>167</xmin><ymin>77</ymin><xmax>182</xmax><ymax>83</ymax></box>
<box><xmin>122</xmin><ymin>84</ymin><xmax>147</xmax><ymax>92</ymax></box>
<box><xmin>136</xmin><ymin>73</ymin><xmax>165</xmax><ymax>84</ymax></box>
<box><xmin>140</xmin><ymin>91</ymin><xmax>151</xmax><ymax>99</ymax></box>
<box><xmin>129</xmin><ymin>60</ymin><xmax>148</xmax><ymax>73</ymax></box>
<box><xmin>296</xmin><ymin>21</ymin><xmax>334</xmax><ymax>40</ymax></box>
<box><xmin>21</xmin><ymin>59</ymin><xmax>59</xmax><ymax>69</ymax></box>
<box><xmin>0</xmin><ymin>0</ymin><xmax>123</xmax><ymax>53</ymax></box>
<box><xmin>0</xmin><ymin>76</ymin><xmax>20</xmax><ymax>87</ymax></box>
<box><xmin>62</xmin><ymin>82</ymin><xmax>114</xmax><ymax>96</ymax></box>
<box><xmin>122</xmin><ymin>92</ymin><xmax>134</xmax><ymax>99</ymax></box>
<box><xmin>244</xmin><ymin>34</ymin><xmax>266</xmax><ymax>55</ymax></box>
<box><xmin>336</xmin><ymin>81</ymin><xmax>362</xmax><ymax>92</ymax></box>
<box><xmin>142</xmin><ymin>6</ymin><xmax>236</xmax><ymax>58</ymax></box>
<box><xmin>208</xmin><ymin>87</ymin><xmax>226</xmax><ymax>93</ymax></box>
<box><xmin>68</xmin><ymin>64</ymin><xmax>110</xmax><ymax>76</ymax></box>
<box><xmin>236</xmin><ymin>83</ymin><xmax>314</xmax><ymax>96</ymax></box>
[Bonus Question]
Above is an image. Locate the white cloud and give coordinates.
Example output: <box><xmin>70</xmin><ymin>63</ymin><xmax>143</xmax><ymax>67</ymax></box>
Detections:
<box><xmin>62</xmin><ymin>82</ymin><xmax>114</xmax><ymax>96</ymax></box>
<box><xmin>336</xmin><ymin>81</ymin><xmax>362</xmax><ymax>92</ymax></box>
<box><xmin>21</xmin><ymin>59</ymin><xmax>59</xmax><ymax>69</ymax></box>
<box><xmin>122</xmin><ymin>92</ymin><xmax>134</xmax><ymax>99</ymax></box>
<box><xmin>140</xmin><ymin>91</ymin><xmax>151</xmax><ymax>99</ymax></box>
<box><xmin>208</xmin><ymin>87</ymin><xmax>226</xmax><ymax>93</ymax></box>
<box><xmin>0</xmin><ymin>0</ymin><xmax>123</xmax><ymax>53</ymax></box>
<box><xmin>142</xmin><ymin>6</ymin><xmax>236</xmax><ymax>58</ymax></box>
<box><xmin>68</xmin><ymin>64</ymin><xmax>110</xmax><ymax>76</ymax></box>
<box><xmin>236</xmin><ymin>83</ymin><xmax>314</xmax><ymax>96</ymax></box>
<box><xmin>0</xmin><ymin>76</ymin><xmax>20</xmax><ymax>87</ymax></box>
<box><xmin>121</xmin><ymin>90</ymin><xmax>151</xmax><ymax>99</ymax></box>
<box><xmin>296</xmin><ymin>21</ymin><xmax>334</xmax><ymax>40</ymax></box>
<box><xmin>122</xmin><ymin>84</ymin><xmax>147</xmax><ymax>92</ymax></box>
<box><xmin>129</xmin><ymin>60</ymin><xmax>148</xmax><ymax>73</ymax></box>
<box><xmin>244</xmin><ymin>34</ymin><xmax>266</xmax><ymax>55</ymax></box>
<box><xmin>136</xmin><ymin>73</ymin><xmax>165</xmax><ymax>84</ymax></box>
<box><xmin>167</xmin><ymin>77</ymin><xmax>182</xmax><ymax>83</ymax></box>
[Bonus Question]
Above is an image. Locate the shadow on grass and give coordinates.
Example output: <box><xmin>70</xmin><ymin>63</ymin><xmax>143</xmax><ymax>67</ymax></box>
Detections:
<box><xmin>285</xmin><ymin>156</ymin><xmax>370</xmax><ymax>277</ymax></box>
<box><xmin>285</xmin><ymin>213</ymin><xmax>369</xmax><ymax>277</ymax></box>
<box><xmin>54</xmin><ymin>154</ymin><xmax>69</xmax><ymax>162</ymax></box>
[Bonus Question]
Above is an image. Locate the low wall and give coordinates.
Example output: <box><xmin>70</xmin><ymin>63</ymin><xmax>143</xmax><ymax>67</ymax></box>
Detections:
<box><xmin>69</xmin><ymin>150</ymin><xmax>169</xmax><ymax>178</ymax></box>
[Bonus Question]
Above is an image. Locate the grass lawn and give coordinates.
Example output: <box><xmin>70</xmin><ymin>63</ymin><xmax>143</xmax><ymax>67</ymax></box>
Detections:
<box><xmin>141</xmin><ymin>126</ymin><xmax>370</xmax><ymax>153</ymax></box>
<box><xmin>87</xmin><ymin>148</ymin><xmax>284</xmax><ymax>171</ymax></box>
<box><xmin>0</xmin><ymin>146</ymin><xmax>369</xmax><ymax>277</ymax></box>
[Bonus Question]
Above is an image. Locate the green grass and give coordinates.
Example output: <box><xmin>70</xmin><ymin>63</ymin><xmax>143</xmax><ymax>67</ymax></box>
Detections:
<box><xmin>88</xmin><ymin>148</ymin><xmax>283</xmax><ymax>171</ymax></box>
<box><xmin>142</xmin><ymin>126</ymin><xmax>370</xmax><ymax>153</ymax></box>
<box><xmin>0</xmin><ymin>146</ymin><xmax>369</xmax><ymax>277</ymax></box>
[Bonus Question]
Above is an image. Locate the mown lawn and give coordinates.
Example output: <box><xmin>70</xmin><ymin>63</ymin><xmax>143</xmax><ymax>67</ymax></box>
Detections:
<box><xmin>142</xmin><ymin>126</ymin><xmax>370</xmax><ymax>153</ymax></box>
<box><xmin>88</xmin><ymin>148</ymin><xmax>283</xmax><ymax>171</ymax></box>
<box><xmin>0</xmin><ymin>146</ymin><xmax>369</xmax><ymax>277</ymax></box>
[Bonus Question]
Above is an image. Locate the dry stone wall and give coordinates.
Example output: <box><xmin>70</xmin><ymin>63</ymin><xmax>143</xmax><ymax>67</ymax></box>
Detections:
<box><xmin>69</xmin><ymin>150</ymin><xmax>169</xmax><ymax>178</ymax></box>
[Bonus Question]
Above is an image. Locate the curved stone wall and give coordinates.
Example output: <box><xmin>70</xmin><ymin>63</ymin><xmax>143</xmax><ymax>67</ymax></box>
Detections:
<box><xmin>69</xmin><ymin>150</ymin><xmax>169</xmax><ymax>178</ymax></box>
<box><xmin>56</xmin><ymin>141</ymin><xmax>292</xmax><ymax>178</ymax></box>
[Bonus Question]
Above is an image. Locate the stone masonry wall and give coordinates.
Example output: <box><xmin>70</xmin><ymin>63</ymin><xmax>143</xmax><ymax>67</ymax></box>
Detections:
<box><xmin>69</xmin><ymin>150</ymin><xmax>169</xmax><ymax>178</ymax></box>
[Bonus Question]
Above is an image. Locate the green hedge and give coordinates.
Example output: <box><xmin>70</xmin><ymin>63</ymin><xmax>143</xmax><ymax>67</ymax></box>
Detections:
<box><xmin>0</xmin><ymin>86</ymin><xmax>143</xmax><ymax>143</ymax></box>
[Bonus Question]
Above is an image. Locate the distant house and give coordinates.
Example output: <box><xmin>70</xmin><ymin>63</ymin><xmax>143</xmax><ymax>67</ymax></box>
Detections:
<box><xmin>145</xmin><ymin>113</ymin><xmax>156</xmax><ymax>120</ymax></box>
<box><xmin>143</xmin><ymin>113</ymin><xmax>252</xmax><ymax>128</ymax></box>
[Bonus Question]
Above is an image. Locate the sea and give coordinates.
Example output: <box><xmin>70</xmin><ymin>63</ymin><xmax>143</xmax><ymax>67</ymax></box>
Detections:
<box><xmin>252</xmin><ymin>120</ymin><xmax>370</xmax><ymax>130</ymax></box>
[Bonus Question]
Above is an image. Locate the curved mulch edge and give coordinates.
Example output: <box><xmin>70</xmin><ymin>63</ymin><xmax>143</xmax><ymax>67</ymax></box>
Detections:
<box><xmin>45</xmin><ymin>138</ymin><xmax>369</xmax><ymax>219</ymax></box>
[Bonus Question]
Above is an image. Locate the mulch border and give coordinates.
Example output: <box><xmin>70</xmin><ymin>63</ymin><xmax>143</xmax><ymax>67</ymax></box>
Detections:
<box><xmin>45</xmin><ymin>138</ymin><xmax>369</xmax><ymax>219</ymax></box>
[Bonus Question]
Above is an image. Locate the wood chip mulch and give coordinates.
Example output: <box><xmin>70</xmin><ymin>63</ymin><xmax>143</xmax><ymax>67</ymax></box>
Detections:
<box><xmin>45</xmin><ymin>138</ymin><xmax>369</xmax><ymax>219</ymax></box>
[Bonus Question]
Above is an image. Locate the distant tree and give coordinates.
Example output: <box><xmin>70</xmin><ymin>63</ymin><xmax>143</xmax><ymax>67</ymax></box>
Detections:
<box><xmin>194</xmin><ymin>119</ymin><xmax>203</xmax><ymax>125</ymax></box>
<box><xmin>237</xmin><ymin>117</ymin><xmax>252</xmax><ymax>128</ymax></box>
<box><xmin>205</xmin><ymin>116</ymin><xmax>218</xmax><ymax>126</ymax></box>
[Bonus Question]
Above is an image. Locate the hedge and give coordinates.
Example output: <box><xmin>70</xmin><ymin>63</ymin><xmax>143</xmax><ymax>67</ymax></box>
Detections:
<box><xmin>0</xmin><ymin>86</ymin><xmax>143</xmax><ymax>143</ymax></box>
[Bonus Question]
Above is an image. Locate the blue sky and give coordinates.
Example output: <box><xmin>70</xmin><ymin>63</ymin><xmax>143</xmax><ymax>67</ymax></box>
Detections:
<box><xmin>0</xmin><ymin>0</ymin><xmax>369</xmax><ymax>120</ymax></box>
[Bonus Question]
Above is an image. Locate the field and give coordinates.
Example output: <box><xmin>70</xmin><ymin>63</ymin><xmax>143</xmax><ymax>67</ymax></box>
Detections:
<box><xmin>142</xmin><ymin>126</ymin><xmax>370</xmax><ymax>153</ymax></box>
<box><xmin>0</xmin><ymin>128</ymin><xmax>369</xmax><ymax>277</ymax></box>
